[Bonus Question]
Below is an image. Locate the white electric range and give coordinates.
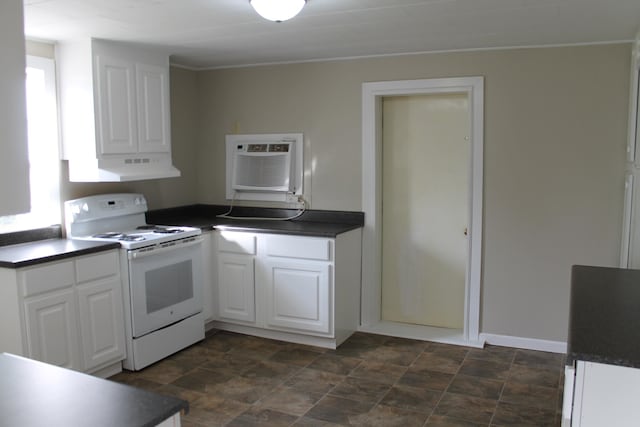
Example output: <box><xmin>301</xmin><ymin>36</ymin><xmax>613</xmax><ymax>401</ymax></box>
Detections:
<box><xmin>65</xmin><ymin>193</ymin><xmax>205</xmax><ymax>371</ymax></box>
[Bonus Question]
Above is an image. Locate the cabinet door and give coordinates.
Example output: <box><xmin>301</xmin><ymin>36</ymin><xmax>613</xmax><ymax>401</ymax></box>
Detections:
<box><xmin>217</xmin><ymin>253</ymin><xmax>255</xmax><ymax>323</ymax></box>
<box><xmin>95</xmin><ymin>54</ymin><xmax>137</xmax><ymax>155</ymax></box>
<box><xmin>263</xmin><ymin>259</ymin><xmax>332</xmax><ymax>335</ymax></box>
<box><xmin>77</xmin><ymin>279</ymin><xmax>125</xmax><ymax>372</ymax></box>
<box><xmin>136</xmin><ymin>63</ymin><xmax>171</xmax><ymax>153</ymax></box>
<box><xmin>23</xmin><ymin>289</ymin><xmax>79</xmax><ymax>370</ymax></box>
<box><xmin>573</xmin><ymin>361</ymin><xmax>640</xmax><ymax>426</ymax></box>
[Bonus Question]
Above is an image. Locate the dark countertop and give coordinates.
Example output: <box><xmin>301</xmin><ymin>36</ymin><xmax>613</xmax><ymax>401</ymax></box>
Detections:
<box><xmin>567</xmin><ymin>265</ymin><xmax>640</xmax><ymax>368</ymax></box>
<box><xmin>146</xmin><ymin>204</ymin><xmax>364</xmax><ymax>237</ymax></box>
<box><xmin>0</xmin><ymin>239</ymin><xmax>121</xmax><ymax>268</ymax></box>
<box><xmin>0</xmin><ymin>353</ymin><xmax>187</xmax><ymax>427</ymax></box>
<box><xmin>0</xmin><ymin>225</ymin><xmax>62</xmax><ymax>247</ymax></box>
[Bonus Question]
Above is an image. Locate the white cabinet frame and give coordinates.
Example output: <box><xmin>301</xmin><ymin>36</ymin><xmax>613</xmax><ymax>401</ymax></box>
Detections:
<box><xmin>211</xmin><ymin>229</ymin><xmax>361</xmax><ymax>349</ymax></box>
<box><xmin>217</xmin><ymin>253</ymin><xmax>256</xmax><ymax>323</ymax></box>
<box><xmin>0</xmin><ymin>250</ymin><xmax>125</xmax><ymax>377</ymax></box>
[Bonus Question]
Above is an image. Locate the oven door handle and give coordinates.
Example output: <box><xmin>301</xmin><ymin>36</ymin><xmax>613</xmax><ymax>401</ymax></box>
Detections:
<box><xmin>128</xmin><ymin>236</ymin><xmax>203</xmax><ymax>260</ymax></box>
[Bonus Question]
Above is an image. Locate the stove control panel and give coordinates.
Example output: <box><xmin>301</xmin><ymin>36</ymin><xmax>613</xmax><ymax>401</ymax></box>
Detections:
<box><xmin>101</xmin><ymin>198</ymin><xmax>125</xmax><ymax>210</ymax></box>
<box><xmin>65</xmin><ymin>193</ymin><xmax>148</xmax><ymax>229</ymax></box>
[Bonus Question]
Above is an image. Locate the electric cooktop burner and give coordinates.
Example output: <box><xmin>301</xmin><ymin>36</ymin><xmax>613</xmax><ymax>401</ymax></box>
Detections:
<box><xmin>92</xmin><ymin>232</ymin><xmax>146</xmax><ymax>242</ymax></box>
<box><xmin>136</xmin><ymin>225</ymin><xmax>184</xmax><ymax>234</ymax></box>
<box><xmin>120</xmin><ymin>235</ymin><xmax>146</xmax><ymax>242</ymax></box>
<box><xmin>89</xmin><ymin>224</ymin><xmax>201</xmax><ymax>248</ymax></box>
<box><xmin>66</xmin><ymin>194</ymin><xmax>203</xmax><ymax>250</ymax></box>
<box><xmin>92</xmin><ymin>232</ymin><xmax>124</xmax><ymax>239</ymax></box>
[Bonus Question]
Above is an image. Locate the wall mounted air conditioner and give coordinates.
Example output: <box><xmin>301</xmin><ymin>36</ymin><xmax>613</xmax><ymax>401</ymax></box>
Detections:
<box><xmin>225</xmin><ymin>133</ymin><xmax>303</xmax><ymax>202</ymax></box>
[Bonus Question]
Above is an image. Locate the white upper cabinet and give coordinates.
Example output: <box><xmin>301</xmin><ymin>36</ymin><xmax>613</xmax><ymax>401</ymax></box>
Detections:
<box><xmin>56</xmin><ymin>38</ymin><xmax>179</xmax><ymax>182</ymax></box>
<box><xmin>136</xmin><ymin>63</ymin><xmax>171</xmax><ymax>153</ymax></box>
<box><xmin>0</xmin><ymin>0</ymin><xmax>30</xmax><ymax>214</ymax></box>
<box><xmin>95</xmin><ymin>54</ymin><xmax>137</xmax><ymax>155</ymax></box>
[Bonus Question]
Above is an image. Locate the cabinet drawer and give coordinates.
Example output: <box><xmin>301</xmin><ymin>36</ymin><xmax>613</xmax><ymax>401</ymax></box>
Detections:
<box><xmin>76</xmin><ymin>250</ymin><xmax>119</xmax><ymax>283</ymax></box>
<box><xmin>22</xmin><ymin>260</ymin><xmax>75</xmax><ymax>297</ymax></box>
<box><xmin>264</xmin><ymin>235</ymin><xmax>332</xmax><ymax>261</ymax></box>
<box><xmin>218</xmin><ymin>232</ymin><xmax>257</xmax><ymax>255</ymax></box>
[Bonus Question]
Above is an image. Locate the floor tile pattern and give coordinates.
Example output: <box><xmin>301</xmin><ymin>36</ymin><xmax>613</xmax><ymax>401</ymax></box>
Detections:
<box><xmin>111</xmin><ymin>331</ymin><xmax>565</xmax><ymax>426</ymax></box>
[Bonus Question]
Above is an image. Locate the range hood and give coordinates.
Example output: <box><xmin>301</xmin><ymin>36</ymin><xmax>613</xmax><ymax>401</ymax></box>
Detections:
<box><xmin>56</xmin><ymin>38</ymin><xmax>180</xmax><ymax>183</ymax></box>
<box><xmin>67</xmin><ymin>156</ymin><xmax>181</xmax><ymax>182</ymax></box>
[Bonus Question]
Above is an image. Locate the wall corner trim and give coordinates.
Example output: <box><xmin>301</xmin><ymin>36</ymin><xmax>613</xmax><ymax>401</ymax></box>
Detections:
<box><xmin>480</xmin><ymin>333</ymin><xmax>567</xmax><ymax>354</ymax></box>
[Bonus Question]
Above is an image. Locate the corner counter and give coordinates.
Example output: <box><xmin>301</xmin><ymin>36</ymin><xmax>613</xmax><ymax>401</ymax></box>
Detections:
<box><xmin>563</xmin><ymin>265</ymin><xmax>640</xmax><ymax>426</ymax></box>
<box><xmin>145</xmin><ymin>204</ymin><xmax>364</xmax><ymax>237</ymax></box>
<box><xmin>0</xmin><ymin>225</ymin><xmax>119</xmax><ymax>268</ymax></box>
<box><xmin>0</xmin><ymin>353</ymin><xmax>187</xmax><ymax>427</ymax></box>
<box><xmin>0</xmin><ymin>238</ymin><xmax>120</xmax><ymax>268</ymax></box>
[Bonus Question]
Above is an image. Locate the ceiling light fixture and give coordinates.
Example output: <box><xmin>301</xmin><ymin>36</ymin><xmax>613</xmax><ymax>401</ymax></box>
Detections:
<box><xmin>250</xmin><ymin>0</ymin><xmax>306</xmax><ymax>22</ymax></box>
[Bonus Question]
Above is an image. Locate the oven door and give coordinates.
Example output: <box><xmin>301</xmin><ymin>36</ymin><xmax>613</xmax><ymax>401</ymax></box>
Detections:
<box><xmin>128</xmin><ymin>236</ymin><xmax>204</xmax><ymax>338</ymax></box>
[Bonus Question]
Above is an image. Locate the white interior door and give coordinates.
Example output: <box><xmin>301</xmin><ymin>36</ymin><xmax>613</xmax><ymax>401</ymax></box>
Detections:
<box><xmin>381</xmin><ymin>93</ymin><xmax>470</xmax><ymax>329</ymax></box>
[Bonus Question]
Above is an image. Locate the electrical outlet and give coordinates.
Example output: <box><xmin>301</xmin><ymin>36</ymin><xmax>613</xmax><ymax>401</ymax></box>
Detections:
<box><xmin>286</xmin><ymin>193</ymin><xmax>298</xmax><ymax>203</ymax></box>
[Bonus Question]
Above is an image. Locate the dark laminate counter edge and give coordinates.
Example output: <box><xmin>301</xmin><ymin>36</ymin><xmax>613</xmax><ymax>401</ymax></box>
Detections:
<box><xmin>0</xmin><ymin>239</ymin><xmax>121</xmax><ymax>269</ymax></box>
<box><xmin>212</xmin><ymin>222</ymin><xmax>363</xmax><ymax>237</ymax></box>
<box><xmin>0</xmin><ymin>353</ymin><xmax>188</xmax><ymax>427</ymax></box>
<box><xmin>566</xmin><ymin>265</ymin><xmax>640</xmax><ymax>369</ymax></box>
<box><xmin>566</xmin><ymin>352</ymin><xmax>640</xmax><ymax>369</ymax></box>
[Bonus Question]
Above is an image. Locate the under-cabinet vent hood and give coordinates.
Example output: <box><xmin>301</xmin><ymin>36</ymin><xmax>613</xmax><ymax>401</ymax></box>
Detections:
<box><xmin>56</xmin><ymin>38</ymin><xmax>180</xmax><ymax>183</ymax></box>
<box><xmin>67</xmin><ymin>156</ymin><xmax>181</xmax><ymax>182</ymax></box>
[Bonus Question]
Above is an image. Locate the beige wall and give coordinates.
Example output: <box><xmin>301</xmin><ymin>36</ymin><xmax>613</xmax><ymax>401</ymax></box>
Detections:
<box><xmin>26</xmin><ymin>39</ymin><xmax>631</xmax><ymax>343</ymax></box>
<box><xmin>26</xmin><ymin>40</ymin><xmax>54</xmax><ymax>58</ymax></box>
<box><xmin>195</xmin><ymin>44</ymin><xmax>630</xmax><ymax>342</ymax></box>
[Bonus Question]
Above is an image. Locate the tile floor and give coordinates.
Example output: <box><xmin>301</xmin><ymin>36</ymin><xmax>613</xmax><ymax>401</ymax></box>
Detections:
<box><xmin>110</xmin><ymin>330</ymin><xmax>565</xmax><ymax>426</ymax></box>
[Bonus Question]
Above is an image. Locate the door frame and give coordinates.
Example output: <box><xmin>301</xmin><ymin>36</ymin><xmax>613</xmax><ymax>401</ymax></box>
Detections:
<box><xmin>361</xmin><ymin>77</ymin><xmax>484</xmax><ymax>345</ymax></box>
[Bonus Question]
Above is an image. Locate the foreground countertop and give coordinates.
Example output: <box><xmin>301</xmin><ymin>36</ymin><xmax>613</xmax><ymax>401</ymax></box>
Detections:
<box><xmin>0</xmin><ymin>239</ymin><xmax>120</xmax><ymax>268</ymax></box>
<box><xmin>567</xmin><ymin>265</ymin><xmax>640</xmax><ymax>368</ymax></box>
<box><xmin>146</xmin><ymin>204</ymin><xmax>364</xmax><ymax>237</ymax></box>
<box><xmin>0</xmin><ymin>353</ymin><xmax>187</xmax><ymax>427</ymax></box>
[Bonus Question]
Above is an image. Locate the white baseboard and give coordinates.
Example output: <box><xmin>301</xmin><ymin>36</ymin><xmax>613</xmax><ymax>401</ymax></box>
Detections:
<box><xmin>359</xmin><ymin>322</ymin><xmax>485</xmax><ymax>348</ymax></box>
<box><xmin>480</xmin><ymin>333</ymin><xmax>567</xmax><ymax>354</ymax></box>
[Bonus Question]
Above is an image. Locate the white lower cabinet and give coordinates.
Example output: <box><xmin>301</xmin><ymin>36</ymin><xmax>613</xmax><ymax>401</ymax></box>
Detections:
<box><xmin>564</xmin><ymin>360</ymin><xmax>640</xmax><ymax>426</ymax></box>
<box><xmin>212</xmin><ymin>229</ymin><xmax>361</xmax><ymax>348</ymax></box>
<box><xmin>0</xmin><ymin>249</ymin><xmax>125</xmax><ymax>376</ymax></box>
<box><xmin>218</xmin><ymin>253</ymin><xmax>256</xmax><ymax>323</ymax></box>
<box><xmin>23</xmin><ymin>289</ymin><xmax>79</xmax><ymax>370</ymax></box>
<box><xmin>76</xmin><ymin>278</ymin><xmax>125</xmax><ymax>371</ymax></box>
<box><xmin>263</xmin><ymin>258</ymin><xmax>331</xmax><ymax>334</ymax></box>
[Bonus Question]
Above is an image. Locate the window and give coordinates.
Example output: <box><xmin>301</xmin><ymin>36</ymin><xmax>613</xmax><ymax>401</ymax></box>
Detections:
<box><xmin>0</xmin><ymin>55</ymin><xmax>61</xmax><ymax>232</ymax></box>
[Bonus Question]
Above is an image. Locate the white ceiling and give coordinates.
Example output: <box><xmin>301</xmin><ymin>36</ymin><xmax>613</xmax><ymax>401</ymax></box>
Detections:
<box><xmin>23</xmin><ymin>0</ymin><xmax>640</xmax><ymax>69</ymax></box>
